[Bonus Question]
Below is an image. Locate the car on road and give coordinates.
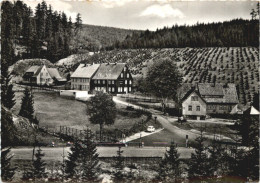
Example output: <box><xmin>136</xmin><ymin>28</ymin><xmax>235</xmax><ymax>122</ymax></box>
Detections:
<box><xmin>147</xmin><ymin>126</ymin><xmax>155</xmax><ymax>132</ymax></box>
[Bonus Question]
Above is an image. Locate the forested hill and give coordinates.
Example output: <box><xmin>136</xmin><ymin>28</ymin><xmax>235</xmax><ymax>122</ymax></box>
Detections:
<box><xmin>77</xmin><ymin>24</ymin><xmax>141</xmax><ymax>51</ymax></box>
<box><xmin>107</xmin><ymin>19</ymin><xmax>259</xmax><ymax>50</ymax></box>
<box><xmin>1</xmin><ymin>0</ymin><xmax>139</xmax><ymax>66</ymax></box>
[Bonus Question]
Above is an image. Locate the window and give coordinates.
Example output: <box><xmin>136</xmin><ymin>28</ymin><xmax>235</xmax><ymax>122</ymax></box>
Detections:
<box><xmin>129</xmin><ymin>80</ymin><xmax>132</xmax><ymax>84</ymax></box>
<box><xmin>108</xmin><ymin>81</ymin><xmax>111</xmax><ymax>84</ymax></box>
<box><xmin>108</xmin><ymin>87</ymin><xmax>111</xmax><ymax>92</ymax></box>
<box><xmin>188</xmin><ymin>106</ymin><xmax>192</xmax><ymax>111</ymax></box>
<box><xmin>127</xmin><ymin>73</ymin><xmax>129</xmax><ymax>78</ymax></box>
<box><xmin>196</xmin><ymin>106</ymin><xmax>200</xmax><ymax>111</ymax></box>
<box><xmin>103</xmin><ymin>80</ymin><xmax>105</xmax><ymax>84</ymax></box>
<box><xmin>120</xmin><ymin>73</ymin><xmax>123</xmax><ymax>78</ymax></box>
<box><xmin>129</xmin><ymin>87</ymin><xmax>131</xmax><ymax>92</ymax></box>
<box><xmin>219</xmin><ymin>105</ymin><xmax>225</xmax><ymax>110</ymax></box>
<box><xmin>125</xmin><ymin>80</ymin><xmax>127</xmax><ymax>84</ymax></box>
<box><xmin>94</xmin><ymin>80</ymin><xmax>97</xmax><ymax>84</ymax></box>
<box><xmin>191</xmin><ymin>96</ymin><xmax>198</xmax><ymax>101</ymax></box>
<box><xmin>112</xmin><ymin>80</ymin><xmax>115</xmax><ymax>84</ymax></box>
<box><xmin>124</xmin><ymin>67</ymin><xmax>126</xmax><ymax>72</ymax></box>
<box><xmin>112</xmin><ymin>87</ymin><xmax>115</xmax><ymax>92</ymax></box>
<box><xmin>98</xmin><ymin>80</ymin><xmax>100</xmax><ymax>84</ymax></box>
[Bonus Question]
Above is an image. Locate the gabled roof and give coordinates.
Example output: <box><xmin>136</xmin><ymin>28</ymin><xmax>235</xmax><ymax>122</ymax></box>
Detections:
<box><xmin>201</xmin><ymin>83</ymin><xmax>239</xmax><ymax>104</ymax></box>
<box><xmin>71</xmin><ymin>64</ymin><xmax>100</xmax><ymax>78</ymax></box>
<box><xmin>198</xmin><ymin>83</ymin><xmax>224</xmax><ymax>96</ymax></box>
<box><xmin>24</xmin><ymin>65</ymin><xmax>43</xmax><ymax>77</ymax></box>
<box><xmin>92</xmin><ymin>63</ymin><xmax>126</xmax><ymax>80</ymax></box>
<box><xmin>26</xmin><ymin>66</ymin><xmax>40</xmax><ymax>73</ymax></box>
<box><xmin>182</xmin><ymin>90</ymin><xmax>206</xmax><ymax>104</ymax></box>
<box><xmin>181</xmin><ymin>83</ymin><xmax>239</xmax><ymax>104</ymax></box>
<box><xmin>47</xmin><ymin>68</ymin><xmax>66</xmax><ymax>81</ymax></box>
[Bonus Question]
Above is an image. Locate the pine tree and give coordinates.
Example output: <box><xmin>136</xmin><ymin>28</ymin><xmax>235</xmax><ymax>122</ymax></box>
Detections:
<box><xmin>33</xmin><ymin>147</ymin><xmax>47</xmax><ymax>180</ymax></box>
<box><xmin>5</xmin><ymin>84</ymin><xmax>16</xmax><ymax>109</ymax></box>
<box><xmin>81</xmin><ymin>129</ymin><xmax>100</xmax><ymax>182</ymax></box>
<box><xmin>158</xmin><ymin>141</ymin><xmax>182</xmax><ymax>182</ymax></box>
<box><xmin>1</xmin><ymin>62</ymin><xmax>16</xmax><ymax>110</ymax></box>
<box><xmin>75</xmin><ymin>13</ymin><xmax>82</xmax><ymax>34</ymax></box>
<box><xmin>65</xmin><ymin>140</ymin><xmax>82</xmax><ymax>179</ymax></box>
<box><xmin>207</xmin><ymin>140</ymin><xmax>230</xmax><ymax>180</ymax></box>
<box><xmin>1</xmin><ymin>148</ymin><xmax>17</xmax><ymax>181</ymax></box>
<box><xmin>187</xmin><ymin>131</ymin><xmax>210</xmax><ymax>181</ymax></box>
<box><xmin>113</xmin><ymin>146</ymin><xmax>125</xmax><ymax>181</ymax></box>
<box><xmin>1</xmin><ymin>107</ymin><xmax>18</xmax><ymax>148</ymax></box>
<box><xmin>19</xmin><ymin>87</ymin><xmax>34</xmax><ymax>120</ymax></box>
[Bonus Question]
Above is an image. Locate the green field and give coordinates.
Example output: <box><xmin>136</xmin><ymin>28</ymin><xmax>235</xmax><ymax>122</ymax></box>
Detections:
<box><xmin>12</xmin><ymin>91</ymin><xmax>156</xmax><ymax>133</ymax></box>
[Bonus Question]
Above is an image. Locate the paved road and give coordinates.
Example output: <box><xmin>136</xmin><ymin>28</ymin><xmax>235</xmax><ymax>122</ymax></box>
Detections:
<box><xmin>113</xmin><ymin>97</ymin><xmax>234</xmax><ymax>143</ymax></box>
<box><xmin>10</xmin><ymin>147</ymin><xmax>195</xmax><ymax>161</ymax></box>
<box><xmin>113</xmin><ymin>97</ymin><xmax>200</xmax><ymax>142</ymax></box>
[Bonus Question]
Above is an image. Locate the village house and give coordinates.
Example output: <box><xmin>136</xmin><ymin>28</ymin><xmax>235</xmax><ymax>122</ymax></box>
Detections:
<box><xmin>23</xmin><ymin>65</ymin><xmax>66</xmax><ymax>86</ymax></box>
<box><xmin>70</xmin><ymin>63</ymin><xmax>100</xmax><ymax>91</ymax></box>
<box><xmin>181</xmin><ymin>83</ymin><xmax>239</xmax><ymax>119</ymax></box>
<box><xmin>71</xmin><ymin>62</ymin><xmax>133</xmax><ymax>94</ymax></box>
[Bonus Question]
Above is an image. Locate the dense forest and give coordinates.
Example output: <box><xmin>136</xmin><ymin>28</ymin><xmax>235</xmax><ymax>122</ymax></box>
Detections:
<box><xmin>1</xmin><ymin>0</ymin><xmax>82</xmax><ymax>65</ymax></box>
<box><xmin>108</xmin><ymin>19</ymin><xmax>259</xmax><ymax>50</ymax></box>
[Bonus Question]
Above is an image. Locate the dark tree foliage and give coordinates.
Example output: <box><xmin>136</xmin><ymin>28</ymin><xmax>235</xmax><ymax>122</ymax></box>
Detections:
<box><xmin>234</xmin><ymin>114</ymin><xmax>259</xmax><ymax>181</ymax></box>
<box><xmin>1</xmin><ymin>0</ymin><xmax>77</xmax><ymax>63</ymax></box>
<box><xmin>109</xmin><ymin>19</ymin><xmax>259</xmax><ymax>50</ymax></box>
<box><xmin>113</xmin><ymin>146</ymin><xmax>125</xmax><ymax>182</ymax></box>
<box><xmin>252</xmin><ymin>92</ymin><xmax>259</xmax><ymax>110</ymax></box>
<box><xmin>1</xmin><ymin>107</ymin><xmax>19</xmax><ymax>148</ymax></box>
<box><xmin>1</xmin><ymin>62</ymin><xmax>16</xmax><ymax>110</ymax></box>
<box><xmin>187</xmin><ymin>132</ymin><xmax>210</xmax><ymax>181</ymax></box>
<box><xmin>33</xmin><ymin>147</ymin><xmax>47</xmax><ymax>180</ymax></box>
<box><xmin>87</xmin><ymin>91</ymin><xmax>117</xmax><ymax>140</ymax></box>
<box><xmin>146</xmin><ymin>58</ymin><xmax>182</xmax><ymax>113</ymax></box>
<box><xmin>1</xmin><ymin>148</ymin><xmax>17</xmax><ymax>182</ymax></box>
<box><xmin>81</xmin><ymin>129</ymin><xmax>100</xmax><ymax>182</ymax></box>
<box><xmin>158</xmin><ymin>141</ymin><xmax>182</xmax><ymax>182</ymax></box>
<box><xmin>207</xmin><ymin>141</ymin><xmax>230</xmax><ymax>181</ymax></box>
<box><xmin>19</xmin><ymin>87</ymin><xmax>35</xmax><ymax>120</ymax></box>
<box><xmin>65</xmin><ymin>140</ymin><xmax>82</xmax><ymax>179</ymax></box>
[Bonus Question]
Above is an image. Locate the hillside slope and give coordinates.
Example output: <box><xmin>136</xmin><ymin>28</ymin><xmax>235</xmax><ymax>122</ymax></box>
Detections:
<box><xmin>79</xmin><ymin>47</ymin><xmax>259</xmax><ymax>104</ymax></box>
<box><xmin>75</xmin><ymin>24</ymin><xmax>141</xmax><ymax>51</ymax></box>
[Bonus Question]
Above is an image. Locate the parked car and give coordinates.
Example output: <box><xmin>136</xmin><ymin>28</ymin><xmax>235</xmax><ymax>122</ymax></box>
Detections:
<box><xmin>147</xmin><ymin>126</ymin><xmax>155</xmax><ymax>132</ymax></box>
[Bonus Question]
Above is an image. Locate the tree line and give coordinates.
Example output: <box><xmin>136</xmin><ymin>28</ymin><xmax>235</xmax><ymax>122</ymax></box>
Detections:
<box><xmin>108</xmin><ymin>19</ymin><xmax>259</xmax><ymax>50</ymax></box>
<box><xmin>1</xmin><ymin>0</ymin><xmax>82</xmax><ymax>65</ymax></box>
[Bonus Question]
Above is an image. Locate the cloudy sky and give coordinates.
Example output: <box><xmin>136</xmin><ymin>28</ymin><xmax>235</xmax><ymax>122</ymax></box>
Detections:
<box><xmin>23</xmin><ymin>0</ymin><xmax>256</xmax><ymax>30</ymax></box>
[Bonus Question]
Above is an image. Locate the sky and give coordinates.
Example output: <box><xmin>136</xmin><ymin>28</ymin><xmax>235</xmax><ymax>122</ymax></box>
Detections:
<box><xmin>22</xmin><ymin>0</ymin><xmax>257</xmax><ymax>31</ymax></box>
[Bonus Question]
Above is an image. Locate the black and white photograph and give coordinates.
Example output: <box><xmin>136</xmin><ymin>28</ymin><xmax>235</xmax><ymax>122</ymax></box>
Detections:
<box><xmin>1</xmin><ymin>0</ymin><xmax>259</xmax><ymax>182</ymax></box>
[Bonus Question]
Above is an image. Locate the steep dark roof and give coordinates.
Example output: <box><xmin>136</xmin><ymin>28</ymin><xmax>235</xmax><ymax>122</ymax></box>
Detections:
<box><xmin>178</xmin><ymin>83</ymin><xmax>195</xmax><ymax>101</ymax></box>
<box><xmin>92</xmin><ymin>63</ymin><xmax>126</xmax><ymax>80</ymax></box>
